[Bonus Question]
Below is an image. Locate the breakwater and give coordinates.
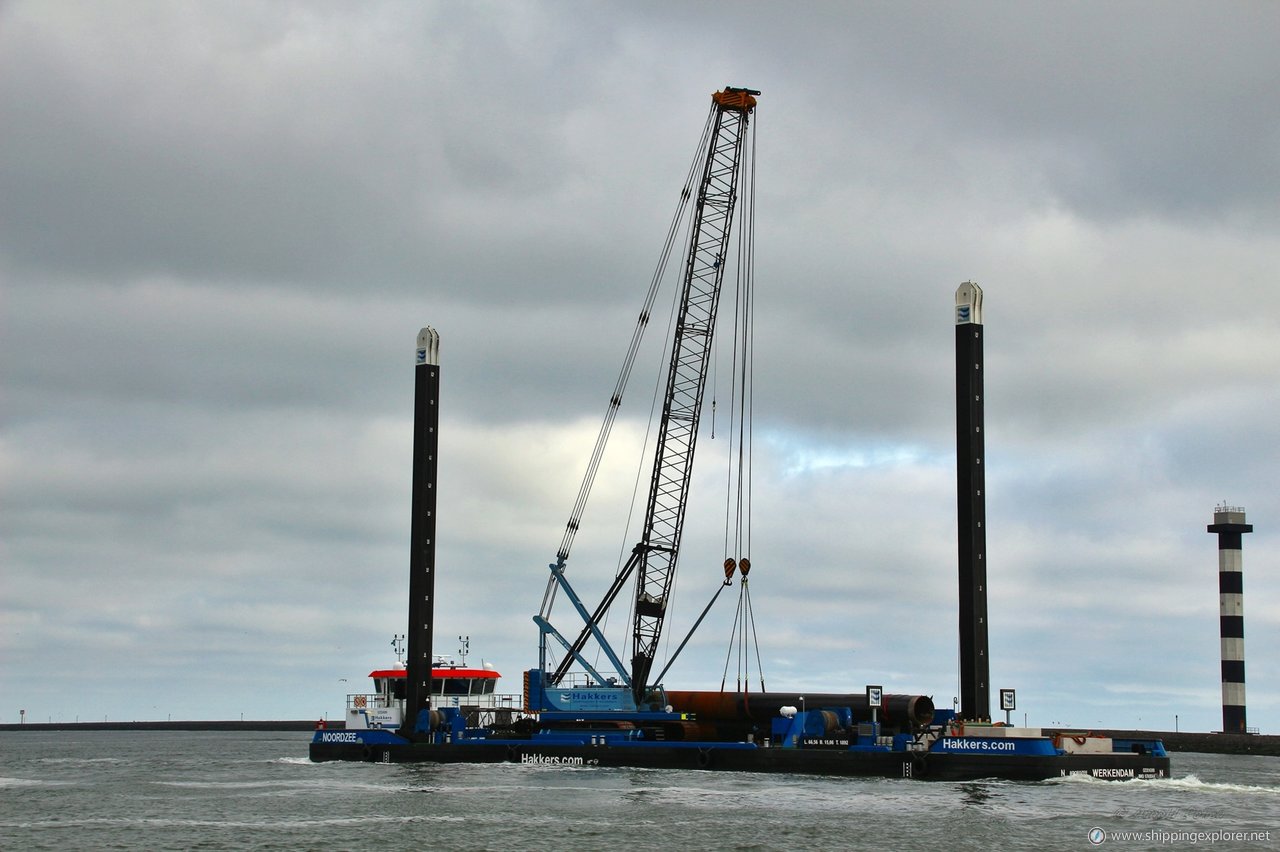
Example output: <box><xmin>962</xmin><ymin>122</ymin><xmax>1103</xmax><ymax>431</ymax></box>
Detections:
<box><xmin>0</xmin><ymin>720</ymin><xmax>330</xmax><ymax>733</ymax></box>
<box><xmin>1043</xmin><ymin>728</ymin><xmax>1280</xmax><ymax>757</ymax></box>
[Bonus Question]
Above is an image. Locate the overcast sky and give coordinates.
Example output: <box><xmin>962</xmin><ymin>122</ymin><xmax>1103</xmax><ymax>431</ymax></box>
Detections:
<box><xmin>3</xmin><ymin>1</ymin><xmax>1278</xmax><ymax>734</ymax></box>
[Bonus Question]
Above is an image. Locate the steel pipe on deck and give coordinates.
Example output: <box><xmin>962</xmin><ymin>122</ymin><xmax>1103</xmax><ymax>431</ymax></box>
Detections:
<box><xmin>666</xmin><ymin>691</ymin><xmax>935</xmax><ymax>728</ymax></box>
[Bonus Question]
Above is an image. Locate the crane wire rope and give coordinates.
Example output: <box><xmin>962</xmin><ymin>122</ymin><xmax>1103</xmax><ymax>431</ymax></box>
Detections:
<box><xmin>593</xmin><ymin>193</ymin><xmax>697</xmax><ymax>673</ymax></box>
<box><xmin>720</xmin><ymin>115</ymin><xmax>766</xmax><ymax>693</ymax></box>
<box><xmin>539</xmin><ymin>92</ymin><xmax>759</xmax><ymax>689</ymax></box>
<box><xmin>658</xmin><ymin>110</ymin><xmax>763</xmax><ymax>688</ymax></box>
<box><xmin>538</xmin><ymin>108</ymin><xmax>717</xmax><ymax>631</ymax></box>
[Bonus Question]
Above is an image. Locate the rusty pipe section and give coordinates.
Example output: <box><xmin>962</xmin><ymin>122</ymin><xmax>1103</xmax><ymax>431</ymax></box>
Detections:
<box><xmin>666</xmin><ymin>691</ymin><xmax>935</xmax><ymax>728</ymax></box>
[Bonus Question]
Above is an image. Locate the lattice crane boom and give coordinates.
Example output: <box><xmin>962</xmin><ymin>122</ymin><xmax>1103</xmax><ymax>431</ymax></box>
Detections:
<box><xmin>628</xmin><ymin>88</ymin><xmax>756</xmax><ymax>700</ymax></box>
<box><xmin>546</xmin><ymin>87</ymin><xmax>758</xmax><ymax>704</ymax></box>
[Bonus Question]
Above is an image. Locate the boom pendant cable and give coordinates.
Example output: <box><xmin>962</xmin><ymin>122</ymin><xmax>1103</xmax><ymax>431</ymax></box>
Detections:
<box><xmin>552</xmin><ymin>110</ymin><xmax>718</xmax><ymax>567</ymax></box>
<box><xmin>539</xmin><ymin>110</ymin><xmax>716</xmax><ymax>625</ymax></box>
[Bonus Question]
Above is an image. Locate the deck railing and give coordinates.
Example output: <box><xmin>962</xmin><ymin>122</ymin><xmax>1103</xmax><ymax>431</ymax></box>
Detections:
<box><xmin>430</xmin><ymin>692</ymin><xmax>526</xmax><ymax>712</ymax></box>
<box><xmin>346</xmin><ymin>692</ymin><xmax>529</xmax><ymax>727</ymax></box>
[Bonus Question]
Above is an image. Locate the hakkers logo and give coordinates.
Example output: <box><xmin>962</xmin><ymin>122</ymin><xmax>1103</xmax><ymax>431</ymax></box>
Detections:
<box><xmin>940</xmin><ymin>738</ymin><xmax>1016</xmax><ymax>752</ymax></box>
<box><xmin>557</xmin><ymin>691</ymin><xmax>616</xmax><ymax>702</ymax></box>
<box><xmin>520</xmin><ymin>754</ymin><xmax>590</xmax><ymax>766</ymax></box>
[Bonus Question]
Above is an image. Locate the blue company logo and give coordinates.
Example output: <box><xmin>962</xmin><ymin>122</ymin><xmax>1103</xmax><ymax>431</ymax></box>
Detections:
<box><xmin>416</xmin><ymin>348</ymin><xmax>427</xmax><ymax>364</ymax></box>
<box><xmin>957</xmin><ymin>306</ymin><xmax>971</xmax><ymax>322</ymax></box>
<box><xmin>1088</xmin><ymin>827</ymin><xmax>1106</xmax><ymax>845</ymax></box>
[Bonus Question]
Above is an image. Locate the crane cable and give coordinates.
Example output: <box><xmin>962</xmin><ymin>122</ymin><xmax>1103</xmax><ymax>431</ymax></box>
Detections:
<box><xmin>724</xmin><ymin>110</ymin><xmax>756</xmax><ymax>565</ymax></box>
<box><xmin>592</xmin><ymin>194</ymin><xmax>700</xmax><ymax>674</ymax></box>
<box><xmin>656</xmin><ymin>111</ymin><xmax>765</xmax><ymax>688</ymax></box>
<box><xmin>539</xmin><ymin>107</ymin><xmax>718</xmax><ymax>625</ymax></box>
<box><xmin>720</xmin><ymin>570</ymin><xmax>766</xmax><ymax>693</ymax></box>
<box><xmin>720</xmin><ymin>114</ymin><xmax>766</xmax><ymax>693</ymax></box>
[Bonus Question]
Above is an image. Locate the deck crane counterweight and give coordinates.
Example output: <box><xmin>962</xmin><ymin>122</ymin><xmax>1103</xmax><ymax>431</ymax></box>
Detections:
<box><xmin>538</xmin><ymin>87</ymin><xmax>759</xmax><ymax>707</ymax></box>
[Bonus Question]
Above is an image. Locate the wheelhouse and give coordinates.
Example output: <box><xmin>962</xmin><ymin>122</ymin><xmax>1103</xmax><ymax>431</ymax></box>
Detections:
<box><xmin>368</xmin><ymin>665</ymin><xmax>501</xmax><ymax>700</ymax></box>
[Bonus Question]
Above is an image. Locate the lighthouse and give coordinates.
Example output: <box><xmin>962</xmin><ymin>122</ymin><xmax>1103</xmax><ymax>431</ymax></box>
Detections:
<box><xmin>1207</xmin><ymin>504</ymin><xmax>1252</xmax><ymax>734</ymax></box>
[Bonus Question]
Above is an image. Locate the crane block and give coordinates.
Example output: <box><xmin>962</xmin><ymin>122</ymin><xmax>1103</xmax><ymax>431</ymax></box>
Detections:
<box><xmin>712</xmin><ymin>88</ymin><xmax>758</xmax><ymax>112</ymax></box>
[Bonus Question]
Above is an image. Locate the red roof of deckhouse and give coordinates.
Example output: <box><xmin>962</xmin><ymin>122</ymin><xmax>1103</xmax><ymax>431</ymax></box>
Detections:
<box><xmin>369</xmin><ymin>667</ymin><xmax>500</xmax><ymax>679</ymax></box>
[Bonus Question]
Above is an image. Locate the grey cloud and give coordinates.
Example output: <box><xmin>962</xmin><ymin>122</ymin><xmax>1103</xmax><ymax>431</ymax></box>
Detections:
<box><xmin>3</xmin><ymin>0</ymin><xmax>1277</xmax><ymax>731</ymax></box>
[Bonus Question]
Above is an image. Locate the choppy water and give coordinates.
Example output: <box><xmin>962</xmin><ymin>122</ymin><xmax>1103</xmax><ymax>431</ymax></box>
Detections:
<box><xmin>1</xmin><ymin>731</ymin><xmax>1277</xmax><ymax>850</ymax></box>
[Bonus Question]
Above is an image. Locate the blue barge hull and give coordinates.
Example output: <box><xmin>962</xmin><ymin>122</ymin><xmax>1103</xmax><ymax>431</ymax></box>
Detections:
<box><xmin>309</xmin><ymin>735</ymin><xmax>1170</xmax><ymax>782</ymax></box>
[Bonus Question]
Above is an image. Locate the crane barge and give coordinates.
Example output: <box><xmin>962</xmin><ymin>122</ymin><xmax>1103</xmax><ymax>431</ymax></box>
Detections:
<box><xmin>310</xmin><ymin>87</ymin><xmax>1170</xmax><ymax>781</ymax></box>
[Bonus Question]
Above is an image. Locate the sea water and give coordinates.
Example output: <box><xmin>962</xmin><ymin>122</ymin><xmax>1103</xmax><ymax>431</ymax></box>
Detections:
<box><xmin>1</xmin><ymin>730</ymin><xmax>1277</xmax><ymax>850</ymax></box>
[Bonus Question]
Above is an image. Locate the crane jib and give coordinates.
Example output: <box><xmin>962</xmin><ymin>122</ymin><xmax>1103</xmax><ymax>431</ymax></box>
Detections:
<box><xmin>544</xmin><ymin>88</ymin><xmax>758</xmax><ymax>705</ymax></box>
<box><xmin>627</xmin><ymin>93</ymin><xmax>754</xmax><ymax>703</ymax></box>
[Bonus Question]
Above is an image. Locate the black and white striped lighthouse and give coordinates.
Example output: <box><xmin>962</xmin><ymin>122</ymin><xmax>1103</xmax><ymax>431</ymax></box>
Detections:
<box><xmin>1207</xmin><ymin>503</ymin><xmax>1252</xmax><ymax>734</ymax></box>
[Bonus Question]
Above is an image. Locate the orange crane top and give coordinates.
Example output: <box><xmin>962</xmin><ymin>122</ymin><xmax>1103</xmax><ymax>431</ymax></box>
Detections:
<box><xmin>712</xmin><ymin>87</ymin><xmax>758</xmax><ymax>112</ymax></box>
